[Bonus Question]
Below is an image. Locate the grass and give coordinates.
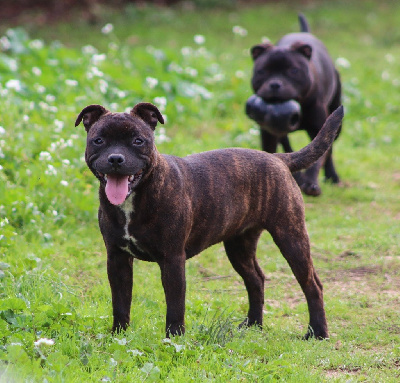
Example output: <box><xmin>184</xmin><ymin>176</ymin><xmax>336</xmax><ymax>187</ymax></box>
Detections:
<box><xmin>0</xmin><ymin>0</ymin><xmax>400</xmax><ymax>381</ymax></box>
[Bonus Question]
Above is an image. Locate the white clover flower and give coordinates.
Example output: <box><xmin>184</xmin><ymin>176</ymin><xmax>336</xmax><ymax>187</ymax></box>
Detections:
<box><xmin>54</xmin><ymin>119</ymin><xmax>64</xmax><ymax>133</ymax></box>
<box><xmin>29</xmin><ymin>39</ymin><xmax>44</xmax><ymax>50</ymax></box>
<box><xmin>46</xmin><ymin>94</ymin><xmax>55</xmax><ymax>103</ymax></box>
<box><xmin>0</xmin><ymin>165</ymin><xmax>3</xmax><ymax>170</ymax></box>
<box><xmin>184</xmin><ymin>67</ymin><xmax>198</xmax><ymax>77</ymax></box>
<box><xmin>45</xmin><ymin>164</ymin><xmax>57</xmax><ymax>176</ymax></box>
<box><xmin>52</xmin><ymin>210</ymin><xmax>58</xmax><ymax>216</ymax></box>
<box><xmin>101</xmin><ymin>23</ymin><xmax>114</xmax><ymax>35</ymax></box>
<box><xmin>156</xmin><ymin>127</ymin><xmax>171</xmax><ymax>144</ymax></box>
<box><xmin>23</xmin><ymin>115</ymin><xmax>29</xmax><ymax>121</ymax></box>
<box><xmin>65</xmin><ymin>79</ymin><xmax>78</xmax><ymax>86</ymax></box>
<box><xmin>99</xmin><ymin>79</ymin><xmax>108</xmax><ymax>94</ymax></box>
<box><xmin>62</xmin><ymin>159</ymin><xmax>70</xmax><ymax>166</ymax></box>
<box><xmin>146</xmin><ymin>77</ymin><xmax>158</xmax><ymax>89</ymax></box>
<box><xmin>335</xmin><ymin>57</ymin><xmax>351</xmax><ymax>68</ymax></box>
<box><xmin>194</xmin><ymin>34</ymin><xmax>205</xmax><ymax>45</ymax></box>
<box><xmin>153</xmin><ymin>96</ymin><xmax>167</xmax><ymax>110</ymax></box>
<box><xmin>232</xmin><ymin>25</ymin><xmax>248</xmax><ymax>37</ymax></box>
<box><xmin>6</xmin><ymin>79</ymin><xmax>22</xmax><ymax>92</ymax></box>
<box><xmin>32</xmin><ymin>67</ymin><xmax>42</xmax><ymax>76</ymax></box>
<box><xmin>82</xmin><ymin>45</ymin><xmax>98</xmax><ymax>55</ymax></box>
<box><xmin>0</xmin><ymin>36</ymin><xmax>11</xmax><ymax>50</ymax></box>
<box><xmin>0</xmin><ymin>126</ymin><xmax>5</xmax><ymax>135</ymax></box>
<box><xmin>60</xmin><ymin>180</ymin><xmax>69</xmax><ymax>187</ymax></box>
<box><xmin>92</xmin><ymin>54</ymin><xmax>106</xmax><ymax>65</ymax></box>
<box><xmin>181</xmin><ymin>46</ymin><xmax>193</xmax><ymax>56</ymax></box>
<box><xmin>39</xmin><ymin>151</ymin><xmax>52</xmax><ymax>161</ymax></box>
<box><xmin>34</xmin><ymin>83</ymin><xmax>46</xmax><ymax>93</ymax></box>
<box><xmin>34</xmin><ymin>338</ymin><xmax>54</xmax><ymax>347</ymax></box>
<box><xmin>235</xmin><ymin>70</ymin><xmax>245</xmax><ymax>79</ymax></box>
<box><xmin>117</xmin><ymin>90</ymin><xmax>126</xmax><ymax>98</ymax></box>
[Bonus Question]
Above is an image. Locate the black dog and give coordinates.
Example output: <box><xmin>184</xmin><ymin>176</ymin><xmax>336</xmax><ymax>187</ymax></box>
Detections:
<box><xmin>247</xmin><ymin>14</ymin><xmax>342</xmax><ymax>196</ymax></box>
<box><xmin>76</xmin><ymin>102</ymin><xmax>343</xmax><ymax>339</ymax></box>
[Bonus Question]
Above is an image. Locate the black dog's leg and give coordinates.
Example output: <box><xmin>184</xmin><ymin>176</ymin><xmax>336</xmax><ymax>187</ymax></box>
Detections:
<box><xmin>324</xmin><ymin>147</ymin><xmax>340</xmax><ymax>183</ymax></box>
<box><xmin>325</xmin><ymin>71</ymin><xmax>342</xmax><ymax>183</ymax></box>
<box><xmin>280</xmin><ymin>136</ymin><xmax>294</xmax><ymax>153</ymax></box>
<box><xmin>159</xmin><ymin>255</ymin><xmax>186</xmax><ymax>337</ymax></box>
<box><xmin>107</xmin><ymin>250</ymin><xmax>134</xmax><ymax>332</ymax></box>
<box><xmin>268</xmin><ymin>220</ymin><xmax>328</xmax><ymax>339</ymax></box>
<box><xmin>224</xmin><ymin>230</ymin><xmax>264</xmax><ymax>327</ymax></box>
<box><xmin>260</xmin><ymin>130</ymin><xmax>279</xmax><ymax>153</ymax></box>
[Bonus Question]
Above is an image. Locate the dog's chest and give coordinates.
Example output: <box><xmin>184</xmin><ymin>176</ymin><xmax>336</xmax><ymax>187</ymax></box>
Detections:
<box><xmin>117</xmin><ymin>194</ymin><xmax>148</xmax><ymax>259</ymax></box>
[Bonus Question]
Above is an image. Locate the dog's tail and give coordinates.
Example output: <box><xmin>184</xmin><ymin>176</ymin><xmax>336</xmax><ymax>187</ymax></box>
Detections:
<box><xmin>274</xmin><ymin>106</ymin><xmax>343</xmax><ymax>173</ymax></box>
<box><xmin>298</xmin><ymin>13</ymin><xmax>310</xmax><ymax>33</ymax></box>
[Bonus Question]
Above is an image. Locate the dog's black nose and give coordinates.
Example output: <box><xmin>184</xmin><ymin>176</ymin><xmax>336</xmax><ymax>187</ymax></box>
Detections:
<box><xmin>108</xmin><ymin>154</ymin><xmax>125</xmax><ymax>167</ymax></box>
<box><xmin>269</xmin><ymin>81</ymin><xmax>281</xmax><ymax>90</ymax></box>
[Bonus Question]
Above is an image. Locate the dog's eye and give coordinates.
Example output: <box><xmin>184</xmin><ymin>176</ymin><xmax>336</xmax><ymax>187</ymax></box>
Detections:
<box><xmin>133</xmin><ymin>138</ymin><xmax>144</xmax><ymax>146</ymax></box>
<box><xmin>93</xmin><ymin>138</ymin><xmax>104</xmax><ymax>145</ymax></box>
<box><xmin>288</xmin><ymin>67</ymin><xmax>299</xmax><ymax>76</ymax></box>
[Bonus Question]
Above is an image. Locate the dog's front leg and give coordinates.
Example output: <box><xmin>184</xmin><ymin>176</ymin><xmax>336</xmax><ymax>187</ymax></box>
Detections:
<box><xmin>107</xmin><ymin>249</ymin><xmax>133</xmax><ymax>333</ymax></box>
<box><xmin>159</xmin><ymin>254</ymin><xmax>186</xmax><ymax>337</ymax></box>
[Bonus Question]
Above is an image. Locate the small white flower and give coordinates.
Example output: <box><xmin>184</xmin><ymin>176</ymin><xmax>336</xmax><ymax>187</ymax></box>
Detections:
<box><xmin>181</xmin><ymin>46</ymin><xmax>193</xmax><ymax>56</ymax></box>
<box><xmin>194</xmin><ymin>34</ymin><xmax>205</xmax><ymax>45</ymax></box>
<box><xmin>65</xmin><ymin>79</ymin><xmax>78</xmax><ymax>86</ymax></box>
<box><xmin>99</xmin><ymin>79</ymin><xmax>108</xmax><ymax>94</ymax></box>
<box><xmin>34</xmin><ymin>84</ymin><xmax>46</xmax><ymax>93</ymax></box>
<box><xmin>153</xmin><ymin>96</ymin><xmax>167</xmax><ymax>109</ymax></box>
<box><xmin>335</xmin><ymin>57</ymin><xmax>351</xmax><ymax>68</ymax></box>
<box><xmin>34</xmin><ymin>338</ymin><xmax>54</xmax><ymax>347</ymax></box>
<box><xmin>381</xmin><ymin>70</ymin><xmax>390</xmax><ymax>81</ymax></box>
<box><xmin>23</xmin><ymin>115</ymin><xmax>29</xmax><ymax>122</ymax></box>
<box><xmin>39</xmin><ymin>151</ymin><xmax>52</xmax><ymax>161</ymax></box>
<box><xmin>92</xmin><ymin>54</ymin><xmax>106</xmax><ymax>65</ymax></box>
<box><xmin>146</xmin><ymin>76</ymin><xmax>158</xmax><ymax>89</ymax></box>
<box><xmin>32</xmin><ymin>67</ymin><xmax>42</xmax><ymax>76</ymax></box>
<box><xmin>0</xmin><ymin>36</ymin><xmax>11</xmax><ymax>50</ymax></box>
<box><xmin>232</xmin><ymin>25</ymin><xmax>248</xmax><ymax>37</ymax></box>
<box><xmin>6</xmin><ymin>79</ymin><xmax>22</xmax><ymax>92</ymax></box>
<box><xmin>45</xmin><ymin>164</ymin><xmax>57</xmax><ymax>175</ymax></box>
<box><xmin>235</xmin><ymin>70</ymin><xmax>245</xmax><ymax>79</ymax></box>
<box><xmin>52</xmin><ymin>210</ymin><xmax>58</xmax><ymax>216</ymax></box>
<box><xmin>60</xmin><ymin>180</ymin><xmax>69</xmax><ymax>187</ymax></box>
<box><xmin>29</xmin><ymin>39</ymin><xmax>44</xmax><ymax>50</ymax></box>
<box><xmin>54</xmin><ymin>119</ymin><xmax>64</xmax><ymax>132</ymax></box>
<box><xmin>101</xmin><ymin>23</ymin><xmax>114</xmax><ymax>35</ymax></box>
<box><xmin>82</xmin><ymin>45</ymin><xmax>98</xmax><ymax>55</ymax></box>
<box><xmin>0</xmin><ymin>126</ymin><xmax>5</xmax><ymax>135</ymax></box>
<box><xmin>46</xmin><ymin>94</ymin><xmax>55</xmax><ymax>103</ymax></box>
<box><xmin>62</xmin><ymin>159</ymin><xmax>70</xmax><ymax>165</ymax></box>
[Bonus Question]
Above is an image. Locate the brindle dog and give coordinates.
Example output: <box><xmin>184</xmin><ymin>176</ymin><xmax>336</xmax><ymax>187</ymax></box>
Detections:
<box><xmin>75</xmin><ymin>103</ymin><xmax>343</xmax><ymax>339</ymax></box>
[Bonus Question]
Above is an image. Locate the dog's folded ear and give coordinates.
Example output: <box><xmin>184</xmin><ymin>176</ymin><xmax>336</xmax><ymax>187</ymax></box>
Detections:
<box><xmin>75</xmin><ymin>105</ymin><xmax>109</xmax><ymax>131</ymax></box>
<box><xmin>250</xmin><ymin>43</ymin><xmax>273</xmax><ymax>60</ymax></box>
<box><xmin>291</xmin><ymin>42</ymin><xmax>312</xmax><ymax>59</ymax></box>
<box><xmin>131</xmin><ymin>102</ymin><xmax>164</xmax><ymax>130</ymax></box>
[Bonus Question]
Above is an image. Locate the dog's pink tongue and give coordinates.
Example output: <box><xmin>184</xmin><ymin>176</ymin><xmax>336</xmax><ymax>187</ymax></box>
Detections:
<box><xmin>105</xmin><ymin>175</ymin><xmax>129</xmax><ymax>205</ymax></box>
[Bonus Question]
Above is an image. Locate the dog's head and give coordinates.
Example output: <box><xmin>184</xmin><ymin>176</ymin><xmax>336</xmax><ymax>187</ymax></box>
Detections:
<box><xmin>250</xmin><ymin>42</ymin><xmax>313</xmax><ymax>103</ymax></box>
<box><xmin>75</xmin><ymin>102</ymin><xmax>164</xmax><ymax>205</ymax></box>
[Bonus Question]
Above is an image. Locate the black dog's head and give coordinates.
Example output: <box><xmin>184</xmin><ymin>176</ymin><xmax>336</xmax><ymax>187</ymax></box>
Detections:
<box><xmin>75</xmin><ymin>103</ymin><xmax>164</xmax><ymax>205</ymax></box>
<box><xmin>250</xmin><ymin>42</ymin><xmax>313</xmax><ymax>103</ymax></box>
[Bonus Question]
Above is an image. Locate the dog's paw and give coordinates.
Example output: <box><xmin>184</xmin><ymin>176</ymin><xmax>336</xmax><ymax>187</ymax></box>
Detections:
<box><xmin>324</xmin><ymin>174</ymin><xmax>340</xmax><ymax>184</ymax></box>
<box><xmin>303</xmin><ymin>325</ymin><xmax>329</xmax><ymax>340</ymax></box>
<box><xmin>301</xmin><ymin>182</ymin><xmax>322</xmax><ymax>197</ymax></box>
<box><xmin>238</xmin><ymin>318</ymin><xmax>262</xmax><ymax>329</ymax></box>
<box><xmin>166</xmin><ymin>323</ymin><xmax>185</xmax><ymax>337</ymax></box>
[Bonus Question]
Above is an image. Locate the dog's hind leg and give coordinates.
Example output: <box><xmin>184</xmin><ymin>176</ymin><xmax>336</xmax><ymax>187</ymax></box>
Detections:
<box><xmin>268</xmin><ymin>220</ymin><xmax>328</xmax><ymax>339</ymax></box>
<box><xmin>223</xmin><ymin>229</ymin><xmax>264</xmax><ymax>328</ymax></box>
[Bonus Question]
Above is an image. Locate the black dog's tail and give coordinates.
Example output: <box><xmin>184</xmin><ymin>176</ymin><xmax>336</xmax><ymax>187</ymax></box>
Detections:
<box><xmin>298</xmin><ymin>13</ymin><xmax>310</xmax><ymax>33</ymax></box>
<box><xmin>274</xmin><ymin>106</ymin><xmax>343</xmax><ymax>173</ymax></box>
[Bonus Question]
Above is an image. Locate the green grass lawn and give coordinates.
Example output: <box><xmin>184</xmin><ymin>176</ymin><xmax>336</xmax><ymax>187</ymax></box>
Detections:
<box><xmin>1</xmin><ymin>0</ymin><xmax>400</xmax><ymax>381</ymax></box>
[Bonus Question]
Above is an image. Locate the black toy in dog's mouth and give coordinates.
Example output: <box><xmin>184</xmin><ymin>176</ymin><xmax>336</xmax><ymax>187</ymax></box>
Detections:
<box><xmin>97</xmin><ymin>170</ymin><xmax>143</xmax><ymax>205</ymax></box>
<box><xmin>246</xmin><ymin>95</ymin><xmax>301</xmax><ymax>137</ymax></box>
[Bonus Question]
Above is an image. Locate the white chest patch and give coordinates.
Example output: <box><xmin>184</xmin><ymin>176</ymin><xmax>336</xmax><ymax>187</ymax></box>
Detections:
<box><xmin>118</xmin><ymin>194</ymin><xmax>141</xmax><ymax>255</ymax></box>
